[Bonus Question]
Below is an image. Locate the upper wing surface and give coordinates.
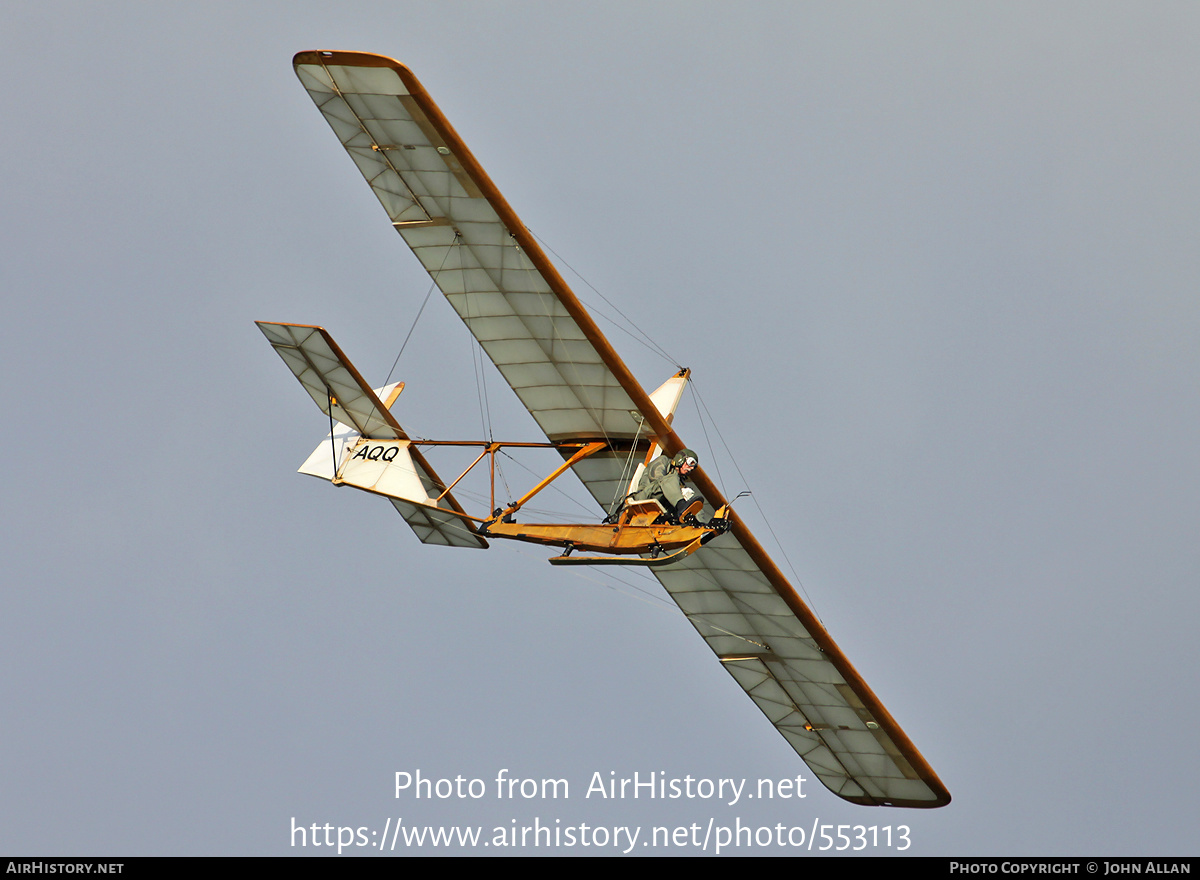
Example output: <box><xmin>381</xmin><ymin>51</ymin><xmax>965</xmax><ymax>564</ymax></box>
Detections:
<box><xmin>294</xmin><ymin>51</ymin><xmax>949</xmax><ymax>807</ymax></box>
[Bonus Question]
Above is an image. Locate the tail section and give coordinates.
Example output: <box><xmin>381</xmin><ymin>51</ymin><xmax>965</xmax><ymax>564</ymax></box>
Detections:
<box><xmin>257</xmin><ymin>322</ymin><xmax>486</xmax><ymax>549</ymax></box>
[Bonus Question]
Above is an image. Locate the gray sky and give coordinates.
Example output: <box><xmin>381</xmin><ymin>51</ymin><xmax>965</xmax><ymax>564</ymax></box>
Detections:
<box><xmin>3</xmin><ymin>1</ymin><xmax>1198</xmax><ymax>856</ymax></box>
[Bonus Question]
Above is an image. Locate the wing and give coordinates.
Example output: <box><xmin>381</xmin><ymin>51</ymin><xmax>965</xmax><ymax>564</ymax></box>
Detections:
<box><xmin>667</xmin><ymin>543</ymin><xmax>947</xmax><ymax>807</ymax></box>
<box><xmin>294</xmin><ymin>51</ymin><xmax>950</xmax><ymax>807</ymax></box>
<box><xmin>566</xmin><ymin>467</ymin><xmax>950</xmax><ymax>808</ymax></box>
<box><xmin>294</xmin><ymin>51</ymin><xmax>646</xmax><ymax>444</ymax></box>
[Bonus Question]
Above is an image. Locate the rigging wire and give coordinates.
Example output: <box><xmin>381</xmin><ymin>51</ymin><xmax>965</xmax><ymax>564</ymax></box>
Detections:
<box><xmin>459</xmin><ymin>237</ymin><xmax>496</xmax><ymax>442</ymax></box>
<box><xmin>686</xmin><ymin>377</ymin><xmax>825</xmax><ymax>626</ymax></box>
<box><xmin>688</xmin><ymin>383</ymin><xmax>728</xmax><ymax>500</ymax></box>
<box><xmin>607</xmin><ymin>419</ymin><xmax>645</xmax><ymax>517</ymax></box>
<box><xmin>448</xmin><ymin>487</ymin><xmax>592</xmax><ymax>524</ymax></box>
<box><xmin>384</xmin><ymin>285</ymin><xmax>434</xmax><ymax>387</ymax></box>
<box><xmin>384</xmin><ymin>234</ymin><xmax>457</xmax><ymax>386</ymax></box>
<box><xmin>495</xmin><ymin>450</ymin><xmax>513</xmax><ymax>508</ymax></box>
<box><xmin>326</xmin><ymin>388</ymin><xmax>338</xmax><ymax>476</ymax></box>
<box><xmin>510</xmin><ymin>239</ymin><xmax>621</xmax><ymax>462</ymax></box>
<box><xmin>469</xmin><ymin>321</ymin><xmax>488</xmax><ymax>437</ymax></box>
<box><xmin>495</xmin><ymin>449</ymin><xmax>595</xmax><ymax>517</ymax></box>
<box><xmin>527</xmin><ymin>227</ymin><xmax>680</xmax><ymax>368</ymax></box>
<box><xmin>499</xmin><ymin>542</ymin><xmax>770</xmax><ymax>650</ymax></box>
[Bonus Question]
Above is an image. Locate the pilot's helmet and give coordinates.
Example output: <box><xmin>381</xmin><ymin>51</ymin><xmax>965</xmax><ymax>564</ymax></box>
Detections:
<box><xmin>672</xmin><ymin>449</ymin><xmax>698</xmax><ymax>469</ymax></box>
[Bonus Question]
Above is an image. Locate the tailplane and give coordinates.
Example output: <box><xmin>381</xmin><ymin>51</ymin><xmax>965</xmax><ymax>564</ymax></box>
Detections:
<box><xmin>257</xmin><ymin>322</ymin><xmax>486</xmax><ymax>549</ymax></box>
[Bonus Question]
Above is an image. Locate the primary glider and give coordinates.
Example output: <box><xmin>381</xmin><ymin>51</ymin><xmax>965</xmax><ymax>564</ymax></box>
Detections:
<box><xmin>259</xmin><ymin>50</ymin><xmax>950</xmax><ymax>808</ymax></box>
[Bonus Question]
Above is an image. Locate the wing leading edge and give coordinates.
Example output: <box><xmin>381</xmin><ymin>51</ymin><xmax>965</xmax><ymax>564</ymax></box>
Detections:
<box><xmin>293</xmin><ymin>50</ymin><xmax>950</xmax><ymax>807</ymax></box>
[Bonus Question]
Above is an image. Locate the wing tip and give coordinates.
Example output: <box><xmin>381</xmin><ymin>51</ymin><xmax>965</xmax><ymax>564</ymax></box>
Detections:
<box><xmin>843</xmin><ymin>793</ymin><xmax>952</xmax><ymax>809</ymax></box>
<box><xmin>293</xmin><ymin>49</ymin><xmax>415</xmax><ymax>79</ymax></box>
<box><xmin>834</xmin><ymin>779</ymin><xmax>952</xmax><ymax>809</ymax></box>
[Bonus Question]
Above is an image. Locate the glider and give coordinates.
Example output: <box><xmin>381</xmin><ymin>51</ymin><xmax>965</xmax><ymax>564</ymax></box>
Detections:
<box><xmin>259</xmin><ymin>50</ymin><xmax>950</xmax><ymax>808</ymax></box>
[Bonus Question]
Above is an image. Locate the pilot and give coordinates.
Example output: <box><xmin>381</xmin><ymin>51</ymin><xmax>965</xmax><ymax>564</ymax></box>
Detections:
<box><xmin>634</xmin><ymin>448</ymin><xmax>704</xmax><ymax>524</ymax></box>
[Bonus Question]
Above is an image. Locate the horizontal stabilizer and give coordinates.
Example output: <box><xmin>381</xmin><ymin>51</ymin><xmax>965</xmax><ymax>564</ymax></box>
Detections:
<box><xmin>259</xmin><ymin>321</ymin><xmax>486</xmax><ymax>549</ymax></box>
<box><xmin>257</xmin><ymin>321</ymin><xmax>404</xmax><ymax>439</ymax></box>
<box><xmin>389</xmin><ymin>498</ymin><xmax>485</xmax><ymax>549</ymax></box>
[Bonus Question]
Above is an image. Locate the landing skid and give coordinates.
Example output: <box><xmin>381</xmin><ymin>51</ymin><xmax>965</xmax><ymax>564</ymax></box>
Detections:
<box><xmin>548</xmin><ymin>537</ymin><xmax>703</xmax><ymax>567</ymax></box>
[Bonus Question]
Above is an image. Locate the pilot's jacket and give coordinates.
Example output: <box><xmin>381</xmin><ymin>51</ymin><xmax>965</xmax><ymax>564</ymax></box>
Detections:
<box><xmin>633</xmin><ymin>454</ymin><xmax>693</xmax><ymax>511</ymax></box>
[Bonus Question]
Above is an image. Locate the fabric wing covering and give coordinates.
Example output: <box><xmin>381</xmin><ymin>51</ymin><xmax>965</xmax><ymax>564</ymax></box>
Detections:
<box><xmin>294</xmin><ymin>54</ymin><xmax>642</xmax><ymax>443</ymax></box>
<box><xmin>294</xmin><ymin>50</ymin><xmax>950</xmax><ymax>807</ymax></box>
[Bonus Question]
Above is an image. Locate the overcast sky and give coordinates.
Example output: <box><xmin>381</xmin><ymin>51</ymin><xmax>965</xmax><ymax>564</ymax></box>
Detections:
<box><xmin>3</xmin><ymin>1</ymin><xmax>1198</xmax><ymax>856</ymax></box>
